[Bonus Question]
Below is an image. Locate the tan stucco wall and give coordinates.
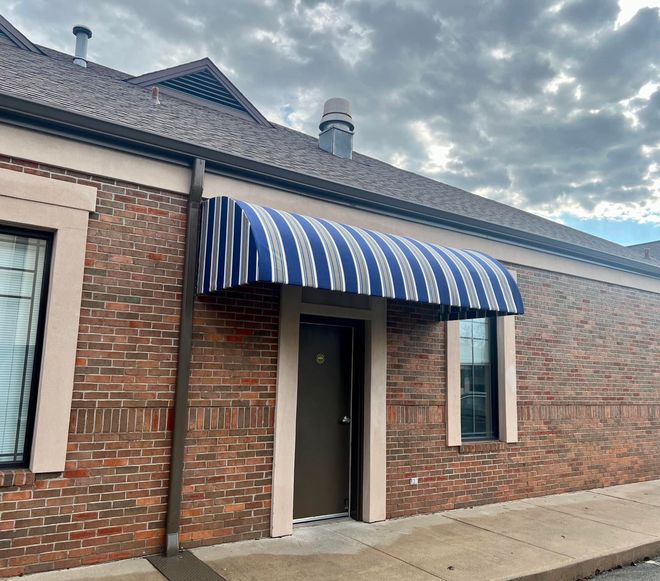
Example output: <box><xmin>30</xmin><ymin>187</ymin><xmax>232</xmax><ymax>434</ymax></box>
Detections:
<box><xmin>0</xmin><ymin>124</ymin><xmax>190</xmax><ymax>194</ymax></box>
<box><xmin>445</xmin><ymin>321</ymin><xmax>462</xmax><ymax>447</ymax></box>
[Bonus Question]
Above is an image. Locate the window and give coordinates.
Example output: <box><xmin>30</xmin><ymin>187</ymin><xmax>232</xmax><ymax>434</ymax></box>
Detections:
<box><xmin>0</xmin><ymin>227</ymin><xmax>51</xmax><ymax>467</ymax></box>
<box><xmin>447</xmin><ymin>309</ymin><xmax>518</xmax><ymax>447</ymax></box>
<box><xmin>459</xmin><ymin>317</ymin><xmax>498</xmax><ymax>440</ymax></box>
<box><xmin>0</xmin><ymin>168</ymin><xmax>95</xmax><ymax>473</ymax></box>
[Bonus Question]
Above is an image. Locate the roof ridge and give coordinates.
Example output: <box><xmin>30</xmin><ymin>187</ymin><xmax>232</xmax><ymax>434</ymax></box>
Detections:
<box><xmin>0</xmin><ymin>14</ymin><xmax>43</xmax><ymax>54</ymax></box>
<box><xmin>35</xmin><ymin>45</ymin><xmax>133</xmax><ymax>80</ymax></box>
<box><xmin>628</xmin><ymin>239</ymin><xmax>660</xmax><ymax>247</ymax></box>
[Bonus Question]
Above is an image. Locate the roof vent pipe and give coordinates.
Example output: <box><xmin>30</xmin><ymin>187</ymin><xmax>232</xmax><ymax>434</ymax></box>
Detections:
<box><xmin>319</xmin><ymin>98</ymin><xmax>354</xmax><ymax>159</ymax></box>
<box><xmin>72</xmin><ymin>24</ymin><xmax>92</xmax><ymax>67</ymax></box>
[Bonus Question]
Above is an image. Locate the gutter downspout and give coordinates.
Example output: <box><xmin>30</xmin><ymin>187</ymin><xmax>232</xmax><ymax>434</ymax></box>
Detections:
<box><xmin>165</xmin><ymin>157</ymin><xmax>205</xmax><ymax>557</ymax></box>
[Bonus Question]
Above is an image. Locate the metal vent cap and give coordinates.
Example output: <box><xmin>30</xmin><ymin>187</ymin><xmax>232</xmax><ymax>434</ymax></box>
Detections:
<box><xmin>72</xmin><ymin>24</ymin><xmax>92</xmax><ymax>38</ymax></box>
<box><xmin>319</xmin><ymin>97</ymin><xmax>354</xmax><ymax>132</ymax></box>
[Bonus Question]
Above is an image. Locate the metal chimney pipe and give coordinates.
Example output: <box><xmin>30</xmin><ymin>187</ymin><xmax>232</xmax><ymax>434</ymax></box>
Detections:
<box><xmin>72</xmin><ymin>24</ymin><xmax>92</xmax><ymax>67</ymax></box>
<box><xmin>319</xmin><ymin>98</ymin><xmax>354</xmax><ymax>159</ymax></box>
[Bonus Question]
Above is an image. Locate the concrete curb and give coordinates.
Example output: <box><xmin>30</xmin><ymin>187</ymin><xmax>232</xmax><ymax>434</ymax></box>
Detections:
<box><xmin>514</xmin><ymin>539</ymin><xmax>660</xmax><ymax>581</ymax></box>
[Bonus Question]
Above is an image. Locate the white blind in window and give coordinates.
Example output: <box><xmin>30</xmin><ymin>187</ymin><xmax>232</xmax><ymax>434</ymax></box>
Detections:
<box><xmin>0</xmin><ymin>231</ymin><xmax>48</xmax><ymax>465</ymax></box>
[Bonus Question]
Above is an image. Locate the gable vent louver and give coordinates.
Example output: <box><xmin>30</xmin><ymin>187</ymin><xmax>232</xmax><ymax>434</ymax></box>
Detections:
<box><xmin>128</xmin><ymin>58</ymin><xmax>270</xmax><ymax>126</ymax></box>
<box><xmin>159</xmin><ymin>69</ymin><xmax>247</xmax><ymax>112</ymax></box>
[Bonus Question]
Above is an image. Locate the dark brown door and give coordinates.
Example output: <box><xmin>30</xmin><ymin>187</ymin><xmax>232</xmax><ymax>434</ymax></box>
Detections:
<box><xmin>294</xmin><ymin>322</ymin><xmax>353</xmax><ymax>521</ymax></box>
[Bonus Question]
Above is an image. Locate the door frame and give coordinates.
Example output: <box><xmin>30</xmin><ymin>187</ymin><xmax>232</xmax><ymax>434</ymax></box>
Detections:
<box><xmin>271</xmin><ymin>286</ymin><xmax>387</xmax><ymax>537</ymax></box>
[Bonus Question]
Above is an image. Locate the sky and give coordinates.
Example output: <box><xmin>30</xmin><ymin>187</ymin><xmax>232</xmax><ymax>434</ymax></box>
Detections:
<box><xmin>1</xmin><ymin>0</ymin><xmax>659</xmax><ymax>246</ymax></box>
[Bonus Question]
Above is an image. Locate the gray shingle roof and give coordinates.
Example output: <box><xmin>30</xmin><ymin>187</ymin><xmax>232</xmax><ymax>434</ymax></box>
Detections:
<box><xmin>0</xmin><ymin>42</ymin><xmax>655</xmax><ymax>269</ymax></box>
<box><xmin>628</xmin><ymin>240</ymin><xmax>660</xmax><ymax>262</ymax></box>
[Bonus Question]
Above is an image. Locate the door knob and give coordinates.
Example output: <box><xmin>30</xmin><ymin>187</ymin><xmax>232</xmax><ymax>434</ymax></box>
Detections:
<box><xmin>340</xmin><ymin>416</ymin><xmax>351</xmax><ymax>424</ymax></box>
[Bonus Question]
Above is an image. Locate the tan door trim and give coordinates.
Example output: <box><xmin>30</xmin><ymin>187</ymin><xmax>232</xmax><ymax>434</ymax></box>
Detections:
<box><xmin>271</xmin><ymin>286</ymin><xmax>387</xmax><ymax>537</ymax></box>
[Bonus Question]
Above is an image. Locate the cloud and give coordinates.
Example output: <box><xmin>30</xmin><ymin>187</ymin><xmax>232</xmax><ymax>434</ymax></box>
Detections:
<box><xmin>1</xmin><ymin>0</ymin><xmax>659</xmax><ymax>237</ymax></box>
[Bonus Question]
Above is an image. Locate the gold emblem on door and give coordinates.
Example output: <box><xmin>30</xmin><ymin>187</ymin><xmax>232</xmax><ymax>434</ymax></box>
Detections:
<box><xmin>315</xmin><ymin>353</ymin><xmax>326</xmax><ymax>365</ymax></box>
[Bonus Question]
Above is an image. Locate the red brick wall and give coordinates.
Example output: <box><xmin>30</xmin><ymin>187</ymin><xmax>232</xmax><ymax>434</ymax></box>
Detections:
<box><xmin>0</xmin><ymin>156</ymin><xmax>280</xmax><ymax>576</ymax></box>
<box><xmin>182</xmin><ymin>285</ymin><xmax>278</xmax><ymax>547</ymax></box>
<box><xmin>0</xmin><ymin>156</ymin><xmax>185</xmax><ymax>576</ymax></box>
<box><xmin>386</xmin><ymin>266</ymin><xmax>660</xmax><ymax>518</ymax></box>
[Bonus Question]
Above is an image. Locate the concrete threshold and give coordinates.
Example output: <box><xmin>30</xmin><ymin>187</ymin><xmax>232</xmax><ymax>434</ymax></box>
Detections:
<box><xmin>9</xmin><ymin>479</ymin><xmax>660</xmax><ymax>581</ymax></box>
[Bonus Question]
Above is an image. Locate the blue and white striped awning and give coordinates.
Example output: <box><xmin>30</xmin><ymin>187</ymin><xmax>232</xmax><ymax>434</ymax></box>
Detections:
<box><xmin>197</xmin><ymin>196</ymin><xmax>524</xmax><ymax>318</ymax></box>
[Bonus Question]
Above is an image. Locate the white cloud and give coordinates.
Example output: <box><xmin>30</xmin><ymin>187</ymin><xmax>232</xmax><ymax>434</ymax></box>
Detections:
<box><xmin>616</xmin><ymin>0</ymin><xmax>660</xmax><ymax>27</ymax></box>
<box><xmin>262</xmin><ymin>87</ymin><xmax>324</xmax><ymax>132</ymax></box>
<box><xmin>490</xmin><ymin>47</ymin><xmax>513</xmax><ymax>61</ymax></box>
<box><xmin>618</xmin><ymin>81</ymin><xmax>660</xmax><ymax>127</ymax></box>
<box><xmin>544</xmin><ymin>71</ymin><xmax>576</xmax><ymax>95</ymax></box>
<box><xmin>410</xmin><ymin>120</ymin><xmax>455</xmax><ymax>174</ymax></box>
<box><xmin>389</xmin><ymin>152</ymin><xmax>410</xmax><ymax>169</ymax></box>
<box><xmin>251</xmin><ymin>29</ymin><xmax>308</xmax><ymax>63</ymax></box>
<box><xmin>298</xmin><ymin>2</ymin><xmax>373</xmax><ymax>67</ymax></box>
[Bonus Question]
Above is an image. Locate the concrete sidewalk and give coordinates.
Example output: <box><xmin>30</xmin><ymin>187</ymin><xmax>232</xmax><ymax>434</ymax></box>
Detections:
<box><xmin>9</xmin><ymin>479</ymin><xmax>660</xmax><ymax>581</ymax></box>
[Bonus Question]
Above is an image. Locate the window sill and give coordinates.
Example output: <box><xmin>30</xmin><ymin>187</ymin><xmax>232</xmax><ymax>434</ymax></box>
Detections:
<box><xmin>458</xmin><ymin>440</ymin><xmax>508</xmax><ymax>454</ymax></box>
<box><xmin>0</xmin><ymin>468</ymin><xmax>35</xmax><ymax>488</ymax></box>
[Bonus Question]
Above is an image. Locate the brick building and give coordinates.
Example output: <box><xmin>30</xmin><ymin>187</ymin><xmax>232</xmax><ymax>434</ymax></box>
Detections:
<box><xmin>0</xmin><ymin>16</ymin><xmax>658</xmax><ymax>577</ymax></box>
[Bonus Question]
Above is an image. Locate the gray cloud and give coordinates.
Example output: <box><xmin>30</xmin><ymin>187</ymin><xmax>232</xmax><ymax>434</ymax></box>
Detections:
<box><xmin>2</xmin><ymin>0</ymin><xmax>659</xmax><ymax>226</ymax></box>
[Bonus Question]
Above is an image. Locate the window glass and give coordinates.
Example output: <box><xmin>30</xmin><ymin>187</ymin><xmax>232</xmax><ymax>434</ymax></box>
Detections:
<box><xmin>460</xmin><ymin>317</ymin><xmax>497</xmax><ymax>440</ymax></box>
<box><xmin>0</xmin><ymin>229</ymin><xmax>50</xmax><ymax>466</ymax></box>
<box><xmin>460</xmin><ymin>337</ymin><xmax>473</xmax><ymax>364</ymax></box>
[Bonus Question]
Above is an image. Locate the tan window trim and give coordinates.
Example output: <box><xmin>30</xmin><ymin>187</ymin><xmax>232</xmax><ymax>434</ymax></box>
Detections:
<box><xmin>0</xmin><ymin>168</ymin><xmax>96</xmax><ymax>473</ymax></box>
<box><xmin>446</xmin><ymin>310</ymin><xmax>519</xmax><ymax>447</ymax></box>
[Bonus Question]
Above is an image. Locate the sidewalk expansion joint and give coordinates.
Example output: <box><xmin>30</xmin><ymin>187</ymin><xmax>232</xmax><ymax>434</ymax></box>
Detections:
<box><xmin>521</xmin><ymin>498</ymin><xmax>660</xmax><ymax>538</ymax></box>
<box><xmin>327</xmin><ymin>527</ymin><xmax>449</xmax><ymax>580</ymax></box>
<box><xmin>590</xmin><ymin>489</ymin><xmax>659</xmax><ymax>507</ymax></box>
<box><xmin>441</xmin><ymin>513</ymin><xmax>576</xmax><ymax>559</ymax></box>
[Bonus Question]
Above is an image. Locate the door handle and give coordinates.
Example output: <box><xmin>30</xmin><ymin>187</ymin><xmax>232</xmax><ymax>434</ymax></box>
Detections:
<box><xmin>340</xmin><ymin>416</ymin><xmax>351</xmax><ymax>424</ymax></box>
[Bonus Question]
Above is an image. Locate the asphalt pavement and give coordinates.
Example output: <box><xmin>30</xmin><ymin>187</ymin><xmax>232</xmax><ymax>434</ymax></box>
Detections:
<box><xmin>590</xmin><ymin>557</ymin><xmax>660</xmax><ymax>580</ymax></box>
